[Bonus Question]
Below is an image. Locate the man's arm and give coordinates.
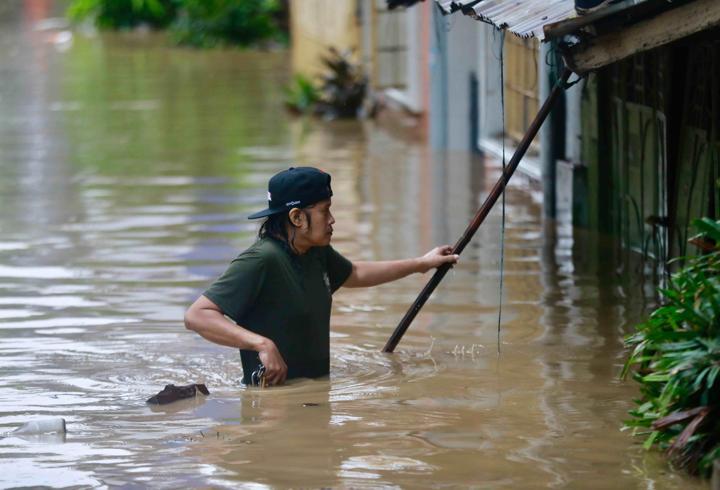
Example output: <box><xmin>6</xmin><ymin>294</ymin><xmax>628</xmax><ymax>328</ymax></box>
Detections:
<box><xmin>343</xmin><ymin>245</ymin><xmax>459</xmax><ymax>288</ymax></box>
<box><xmin>184</xmin><ymin>295</ymin><xmax>287</xmax><ymax>385</ymax></box>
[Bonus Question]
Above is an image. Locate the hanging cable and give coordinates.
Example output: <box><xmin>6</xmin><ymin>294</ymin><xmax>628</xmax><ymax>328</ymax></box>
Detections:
<box><xmin>497</xmin><ymin>29</ymin><xmax>506</xmax><ymax>355</ymax></box>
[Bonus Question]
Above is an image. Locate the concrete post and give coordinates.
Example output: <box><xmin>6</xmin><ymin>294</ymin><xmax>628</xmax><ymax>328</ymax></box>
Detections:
<box><xmin>429</xmin><ymin>5</ymin><xmax>448</xmax><ymax>150</ymax></box>
<box><xmin>539</xmin><ymin>42</ymin><xmax>556</xmax><ymax>218</ymax></box>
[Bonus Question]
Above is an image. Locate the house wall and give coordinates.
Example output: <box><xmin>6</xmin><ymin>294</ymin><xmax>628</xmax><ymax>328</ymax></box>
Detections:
<box><xmin>429</xmin><ymin>10</ymin><xmax>479</xmax><ymax>151</ymax></box>
<box><xmin>474</xmin><ymin>24</ymin><xmax>543</xmax><ymax>180</ymax></box>
<box><xmin>429</xmin><ymin>4</ymin><xmax>448</xmax><ymax>150</ymax></box>
<box><xmin>364</xmin><ymin>2</ymin><xmax>429</xmax><ymax>115</ymax></box>
<box><xmin>290</xmin><ymin>0</ymin><xmax>360</xmax><ymax>79</ymax></box>
<box><xmin>579</xmin><ymin>28</ymin><xmax>720</xmax><ymax>265</ymax></box>
<box><xmin>446</xmin><ymin>15</ymin><xmax>479</xmax><ymax>151</ymax></box>
<box><xmin>476</xmin><ymin>24</ymin><xmax>503</xmax><ymax>146</ymax></box>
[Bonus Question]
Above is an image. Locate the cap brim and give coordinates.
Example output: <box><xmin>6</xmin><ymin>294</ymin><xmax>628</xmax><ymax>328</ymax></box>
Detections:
<box><xmin>247</xmin><ymin>207</ymin><xmax>284</xmax><ymax>220</ymax></box>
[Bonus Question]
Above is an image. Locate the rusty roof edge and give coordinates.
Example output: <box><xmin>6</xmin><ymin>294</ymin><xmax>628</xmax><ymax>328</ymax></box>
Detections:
<box><xmin>563</xmin><ymin>0</ymin><xmax>720</xmax><ymax>73</ymax></box>
<box><xmin>435</xmin><ymin>1</ymin><xmax>457</xmax><ymax>14</ymax></box>
<box><xmin>458</xmin><ymin>0</ymin><xmax>484</xmax><ymax>15</ymax></box>
<box><xmin>435</xmin><ymin>0</ymin><xmax>483</xmax><ymax>15</ymax></box>
<box><xmin>543</xmin><ymin>0</ymin><xmax>658</xmax><ymax>39</ymax></box>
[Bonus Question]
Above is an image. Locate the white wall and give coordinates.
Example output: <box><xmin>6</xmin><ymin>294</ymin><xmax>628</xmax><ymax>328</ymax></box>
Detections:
<box><xmin>445</xmin><ymin>15</ymin><xmax>479</xmax><ymax>150</ymax></box>
<box><xmin>477</xmin><ymin>23</ymin><xmax>503</xmax><ymax>144</ymax></box>
<box><xmin>384</xmin><ymin>6</ymin><xmax>423</xmax><ymax>113</ymax></box>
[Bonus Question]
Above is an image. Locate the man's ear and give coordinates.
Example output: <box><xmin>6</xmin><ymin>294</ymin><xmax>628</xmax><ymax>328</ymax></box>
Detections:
<box><xmin>288</xmin><ymin>208</ymin><xmax>304</xmax><ymax>228</ymax></box>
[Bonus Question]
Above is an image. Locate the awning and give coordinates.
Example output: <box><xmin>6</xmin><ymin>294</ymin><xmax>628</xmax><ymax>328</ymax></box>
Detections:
<box><xmin>437</xmin><ymin>0</ymin><xmax>577</xmax><ymax>40</ymax></box>
<box><xmin>426</xmin><ymin>0</ymin><xmax>720</xmax><ymax>73</ymax></box>
<box><xmin>558</xmin><ymin>0</ymin><xmax>720</xmax><ymax>73</ymax></box>
<box><xmin>433</xmin><ymin>0</ymin><xmax>663</xmax><ymax>40</ymax></box>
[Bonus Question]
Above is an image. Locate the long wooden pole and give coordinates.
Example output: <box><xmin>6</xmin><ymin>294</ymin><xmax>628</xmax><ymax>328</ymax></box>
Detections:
<box><xmin>382</xmin><ymin>67</ymin><xmax>572</xmax><ymax>353</ymax></box>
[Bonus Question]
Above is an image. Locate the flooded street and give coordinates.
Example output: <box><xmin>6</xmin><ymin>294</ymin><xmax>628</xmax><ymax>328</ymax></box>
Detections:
<box><xmin>0</xmin><ymin>1</ymin><xmax>707</xmax><ymax>488</ymax></box>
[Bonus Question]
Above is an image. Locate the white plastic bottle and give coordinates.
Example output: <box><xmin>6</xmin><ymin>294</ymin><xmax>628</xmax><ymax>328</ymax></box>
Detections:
<box><xmin>10</xmin><ymin>418</ymin><xmax>66</xmax><ymax>435</ymax></box>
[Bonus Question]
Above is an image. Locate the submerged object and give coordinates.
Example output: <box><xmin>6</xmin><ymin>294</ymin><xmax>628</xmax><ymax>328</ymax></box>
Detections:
<box><xmin>146</xmin><ymin>383</ymin><xmax>209</xmax><ymax>405</ymax></box>
<box><xmin>250</xmin><ymin>364</ymin><xmax>266</xmax><ymax>388</ymax></box>
<box><xmin>11</xmin><ymin>417</ymin><xmax>66</xmax><ymax>435</ymax></box>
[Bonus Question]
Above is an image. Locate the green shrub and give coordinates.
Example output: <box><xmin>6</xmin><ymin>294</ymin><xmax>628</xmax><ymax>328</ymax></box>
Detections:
<box><xmin>282</xmin><ymin>49</ymin><xmax>368</xmax><ymax>119</ymax></box>
<box><xmin>67</xmin><ymin>0</ymin><xmax>178</xmax><ymax>29</ymax></box>
<box><xmin>283</xmin><ymin>74</ymin><xmax>320</xmax><ymax>115</ymax></box>
<box><xmin>623</xmin><ymin>217</ymin><xmax>720</xmax><ymax>476</ymax></box>
<box><xmin>171</xmin><ymin>0</ymin><xmax>282</xmax><ymax>47</ymax></box>
<box><xmin>316</xmin><ymin>48</ymin><xmax>367</xmax><ymax>119</ymax></box>
<box><xmin>67</xmin><ymin>0</ymin><xmax>284</xmax><ymax>47</ymax></box>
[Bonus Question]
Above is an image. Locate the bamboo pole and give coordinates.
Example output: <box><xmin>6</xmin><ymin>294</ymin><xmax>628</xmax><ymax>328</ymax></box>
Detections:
<box><xmin>382</xmin><ymin>67</ymin><xmax>572</xmax><ymax>353</ymax></box>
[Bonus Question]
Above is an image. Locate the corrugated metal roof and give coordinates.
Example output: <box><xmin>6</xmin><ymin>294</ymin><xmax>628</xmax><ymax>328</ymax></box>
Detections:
<box><xmin>469</xmin><ymin>0</ymin><xmax>576</xmax><ymax>39</ymax></box>
<box><xmin>434</xmin><ymin>0</ymin><xmax>654</xmax><ymax>41</ymax></box>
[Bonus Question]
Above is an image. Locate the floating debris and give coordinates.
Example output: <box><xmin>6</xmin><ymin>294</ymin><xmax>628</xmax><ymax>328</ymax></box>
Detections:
<box><xmin>337</xmin><ymin>304</ymin><xmax>386</xmax><ymax>313</ymax></box>
<box><xmin>10</xmin><ymin>417</ymin><xmax>66</xmax><ymax>435</ymax></box>
<box><xmin>147</xmin><ymin>383</ymin><xmax>210</xmax><ymax>404</ymax></box>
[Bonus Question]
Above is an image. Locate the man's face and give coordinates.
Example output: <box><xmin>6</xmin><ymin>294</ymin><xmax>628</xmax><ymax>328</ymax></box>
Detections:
<box><xmin>302</xmin><ymin>198</ymin><xmax>334</xmax><ymax>247</ymax></box>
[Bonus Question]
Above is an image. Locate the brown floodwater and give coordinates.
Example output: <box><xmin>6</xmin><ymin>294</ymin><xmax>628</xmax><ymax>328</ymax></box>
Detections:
<box><xmin>0</xmin><ymin>1</ymin><xmax>708</xmax><ymax>488</ymax></box>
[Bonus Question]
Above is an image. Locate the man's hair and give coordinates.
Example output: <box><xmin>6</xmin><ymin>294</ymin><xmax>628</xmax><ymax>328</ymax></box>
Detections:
<box><xmin>257</xmin><ymin>206</ymin><xmax>313</xmax><ymax>251</ymax></box>
<box><xmin>258</xmin><ymin>211</ymin><xmax>291</xmax><ymax>241</ymax></box>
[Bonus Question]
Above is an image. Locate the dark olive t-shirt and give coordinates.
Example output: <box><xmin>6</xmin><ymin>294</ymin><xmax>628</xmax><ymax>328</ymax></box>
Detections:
<box><xmin>203</xmin><ymin>237</ymin><xmax>353</xmax><ymax>384</ymax></box>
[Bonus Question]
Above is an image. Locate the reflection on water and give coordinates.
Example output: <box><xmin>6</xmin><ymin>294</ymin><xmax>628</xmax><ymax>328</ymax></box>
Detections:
<box><xmin>0</xmin><ymin>1</ymin><xmax>705</xmax><ymax>488</ymax></box>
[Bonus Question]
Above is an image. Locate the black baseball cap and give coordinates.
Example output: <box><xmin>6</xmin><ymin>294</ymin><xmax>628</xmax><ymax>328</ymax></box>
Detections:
<box><xmin>248</xmin><ymin>167</ymin><xmax>333</xmax><ymax>220</ymax></box>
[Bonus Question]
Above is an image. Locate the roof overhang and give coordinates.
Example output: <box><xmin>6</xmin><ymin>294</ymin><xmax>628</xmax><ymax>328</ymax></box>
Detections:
<box><xmin>438</xmin><ymin>0</ymin><xmax>577</xmax><ymax>40</ymax></box>
<box><xmin>424</xmin><ymin>0</ymin><xmax>720</xmax><ymax>74</ymax></box>
<box><xmin>559</xmin><ymin>0</ymin><xmax>720</xmax><ymax>73</ymax></box>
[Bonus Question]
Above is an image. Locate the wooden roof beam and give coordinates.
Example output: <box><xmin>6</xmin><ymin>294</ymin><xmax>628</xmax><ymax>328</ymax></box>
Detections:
<box><xmin>564</xmin><ymin>0</ymin><xmax>720</xmax><ymax>74</ymax></box>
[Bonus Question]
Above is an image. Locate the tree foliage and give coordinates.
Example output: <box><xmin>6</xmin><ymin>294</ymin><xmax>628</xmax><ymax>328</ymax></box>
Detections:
<box><xmin>171</xmin><ymin>0</ymin><xmax>282</xmax><ymax>47</ymax></box>
<box><xmin>67</xmin><ymin>0</ymin><xmax>284</xmax><ymax>47</ymax></box>
<box><xmin>68</xmin><ymin>0</ymin><xmax>177</xmax><ymax>29</ymax></box>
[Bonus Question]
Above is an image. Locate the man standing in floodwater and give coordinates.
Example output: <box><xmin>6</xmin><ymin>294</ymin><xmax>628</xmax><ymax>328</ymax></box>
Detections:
<box><xmin>184</xmin><ymin>167</ymin><xmax>458</xmax><ymax>386</ymax></box>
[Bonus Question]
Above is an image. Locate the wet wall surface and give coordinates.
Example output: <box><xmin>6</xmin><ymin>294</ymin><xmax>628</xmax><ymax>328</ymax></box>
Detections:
<box><xmin>0</xmin><ymin>1</ymin><xmax>707</xmax><ymax>488</ymax></box>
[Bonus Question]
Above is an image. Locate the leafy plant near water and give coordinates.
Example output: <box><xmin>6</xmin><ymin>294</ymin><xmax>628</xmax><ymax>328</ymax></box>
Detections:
<box><xmin>284</xmin><ymin>48</ymin><xmax>367</xmax><ymax>119</ymax></box>
<box><xmin>283</xmin><ymin>74</ymin><xmax>320</xmax><ymax>115</ymax></box>
<box><xmin>316</xmin><ymin>47</ymin><xmax>367</xmax><ymax>119</ymax></box>
<box><xmin>623</xmin><ymin>217</ymin><xmax>720</xmax><ymax>476</ymax></box>
<box><xmin>67</xmin><ymin>0</ymin><xmax>284</xmax><ymax>47</ymax></box>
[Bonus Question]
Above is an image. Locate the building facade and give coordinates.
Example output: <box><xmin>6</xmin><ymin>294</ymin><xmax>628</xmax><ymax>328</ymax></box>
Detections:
<box><xmin>289</xmin><ymin>0</ymin><xmax>720</xmax><ymax>269</ymax></box>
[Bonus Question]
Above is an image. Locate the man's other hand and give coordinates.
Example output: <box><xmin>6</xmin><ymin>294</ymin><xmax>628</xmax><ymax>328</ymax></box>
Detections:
<box><xmin>258</xmin><ymin>339</ymin><xmax>288</xmax><ymax>386</ymax></box>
